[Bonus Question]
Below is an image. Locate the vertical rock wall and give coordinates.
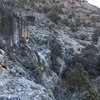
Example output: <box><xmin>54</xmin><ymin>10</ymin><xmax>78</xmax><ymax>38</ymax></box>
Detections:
<box><xmin>0</xmin><ymin>8</ymin><xmax>29</xmax><ymax>49</ymax></box>
<box><xmin>13</xmin><ymin>18</ymin><xmax>20</xmax><ymax>45</ymax></box>
<box><xmin>21</xmin><ymin>22</ymin><xmax>29</xmax><ymax>40</ymax></box>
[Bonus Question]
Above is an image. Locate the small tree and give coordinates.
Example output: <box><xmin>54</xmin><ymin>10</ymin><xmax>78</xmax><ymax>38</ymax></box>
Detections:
<box><xmin>92</xmin><ymin>28</ymin><xmax>100</xmax><ymax>44</ymax></box>
<box><xmin>47</xmin><ymin>11</ymin><xmax>60</xmax><ymax>24</ymax></box>
<box><xmin>62</xmin><ymin>63</ymin><xmax>99</xmax><ymax>99</ymax></box>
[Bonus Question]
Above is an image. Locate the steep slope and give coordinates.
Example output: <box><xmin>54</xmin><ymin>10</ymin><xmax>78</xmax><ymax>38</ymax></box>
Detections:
<box><xmin>0</xmin><ymin>0</ymin><xmax>100</xmax><ymax>100</ymax></box>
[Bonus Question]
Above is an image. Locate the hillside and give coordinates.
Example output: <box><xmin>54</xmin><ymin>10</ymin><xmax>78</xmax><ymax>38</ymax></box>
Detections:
<box><xmin>0</xmin><ymin>0</ymin><xmax>100</xmax><ymax>100</ymax></box>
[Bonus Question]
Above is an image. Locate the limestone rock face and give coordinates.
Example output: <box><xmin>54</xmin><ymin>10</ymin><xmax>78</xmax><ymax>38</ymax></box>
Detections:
<box><xmin>0</xmin><ymin>0</ymin><xmax>100</xmax><ymax>100</ymax></box>
<box><xmin>0</xmin><ymin>50</ymin><xmax>55</xmax><ymax>100</ymax></box>
<box><xmin>0</xmin><ymin>73</ymin><xmax>55</xmax><ymax>100</ymax></box>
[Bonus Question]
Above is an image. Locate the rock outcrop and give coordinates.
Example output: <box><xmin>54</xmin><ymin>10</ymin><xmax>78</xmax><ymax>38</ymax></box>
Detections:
<box><xmin>0</xmin><ymin>0</ymin><xmax>100</xmax><ymax>100</ymax></box>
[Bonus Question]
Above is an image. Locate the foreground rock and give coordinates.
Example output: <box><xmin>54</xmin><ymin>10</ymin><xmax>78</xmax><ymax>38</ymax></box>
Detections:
<box><xmin>0</xmin><ymin>72</ymin><xmax>55</xmax><ymax>100</ymax></box>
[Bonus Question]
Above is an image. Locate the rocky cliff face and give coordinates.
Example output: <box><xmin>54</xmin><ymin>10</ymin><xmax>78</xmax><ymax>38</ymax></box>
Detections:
<box><xmin>0</xmin><ymin>0</ymin><xmax>100</xmax><ymax>100</ymax></box>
